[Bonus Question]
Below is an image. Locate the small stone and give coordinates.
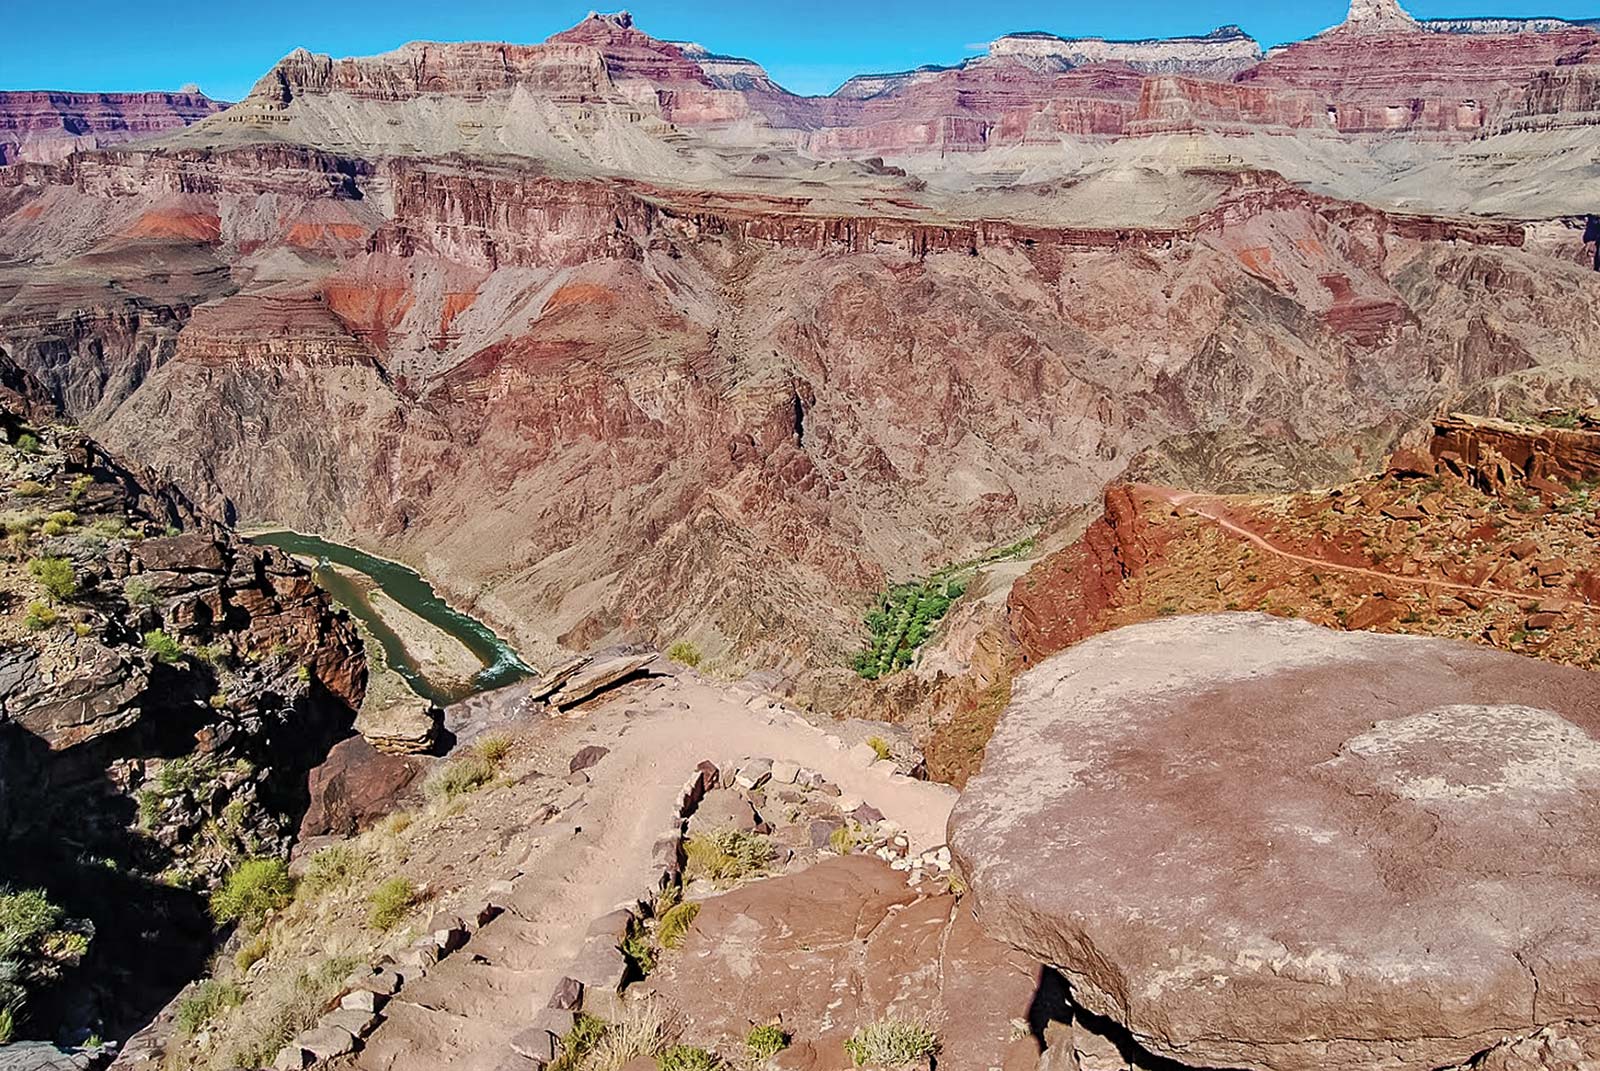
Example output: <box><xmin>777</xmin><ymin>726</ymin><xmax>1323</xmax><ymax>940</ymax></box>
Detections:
<box><xmin>272</xmin><ymin>1045</ymin><xmax>312</xmax><ymax>1070</ymax></box>
<box><xmin>851</xmin><ymin>802</ymin><xmax>885</xmax><ymax>824</ymax></box>
<box><xmin>770</xmin><ymin>759</ymin><xmax>801</xmax><ymax>784</ymax></box>
<box><xmin>569</xmin><ymin>745</ymin><xmax>610</xmax><ymax>774</ymax></box>
<box><xmin>569</xmin><ymin>937</ymin><xmax>628</xmax><ymax>992</ymax></box>
<box><xmin>340</xmin><ymin>988</ymin><xmax>383</xmax><ymax>1013</ymax></box>
<box><xmin>734</xmin><ymin>758</ymin><xmax>773</xmax><ymax>789</ymax></box>
<box><xmin>846</xmin><ymin>742</ymin><xmax>879</xmax><ymax>768</ymax></box>
<box><xmin>548</xmin><ymin>976</ymin><xmax>583</xmax><ymax>1010</ymax></box>
<box><xmin>292</xmin><ymin>1025</ymin><xmax>357</xmax><ymax>1061</ymax></box>
<box><xmin>321</xmin><ymin>1007</ymin><xmax>379</xmax><ymax>1038</ymax></box>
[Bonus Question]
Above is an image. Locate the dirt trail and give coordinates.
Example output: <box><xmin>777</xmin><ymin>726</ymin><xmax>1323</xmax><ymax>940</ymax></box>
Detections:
<box><xmin>352</xmin><ymin>673</ymin><xmax>957</xmax><ymax>1071</ymax></box>
<box><xmin>1154</xmin><ymin>487</ymin><xmax>1592</xmax><ymax>613</ymax></box>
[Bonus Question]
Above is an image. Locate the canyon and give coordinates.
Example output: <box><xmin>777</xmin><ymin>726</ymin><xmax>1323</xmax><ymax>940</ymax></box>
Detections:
<box><xmin>2</xmin><ymin>0</ymin><xmax>1600</xmax><ymax>1067</ymax></box>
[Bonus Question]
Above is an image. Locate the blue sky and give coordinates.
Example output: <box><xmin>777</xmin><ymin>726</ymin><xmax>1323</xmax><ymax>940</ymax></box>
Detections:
<box><xmin>3</xmin><ymin>0</ymin><xmax>1596</xmax><ymax>100</ymax></box>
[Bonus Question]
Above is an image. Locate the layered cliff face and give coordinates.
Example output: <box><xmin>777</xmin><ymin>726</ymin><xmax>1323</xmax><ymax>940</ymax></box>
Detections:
<box><xmin>0</xmin><ymin>355</ymin><xmax>365</xmax><ymax>1045</ymax></box>
<box><xmin>0</xmin><ymin>91</ymin><xmax>224</xmax><ymax>166</ymax></box>
<box><xmin>1</xmin><ymin>132</ymin><xmax>1594</xmax><ymax>708</ymax></box>
<box><xmin>103</xmin><ymin>6</ymin><xmax>1599</xmax><ymax>219</ymax></box>
<box><xmin>0</xmin><ymin>7</ymin><xmax>1598</xmax><ymax>738</ymax></box>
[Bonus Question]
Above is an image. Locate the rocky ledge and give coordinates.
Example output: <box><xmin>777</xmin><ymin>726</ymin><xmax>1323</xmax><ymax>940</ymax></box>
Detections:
<box><xmin>950</xmin><ymin>613</ymin><xmax>1600</xmax><ymax>1071</ymax></box>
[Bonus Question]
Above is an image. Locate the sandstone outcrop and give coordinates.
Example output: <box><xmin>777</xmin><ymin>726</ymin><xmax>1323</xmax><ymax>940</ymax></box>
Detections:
<box><xmin>950</xmin><ymin>613</ymin><xmax>1600</xmax><ymax>1071</ymax></box>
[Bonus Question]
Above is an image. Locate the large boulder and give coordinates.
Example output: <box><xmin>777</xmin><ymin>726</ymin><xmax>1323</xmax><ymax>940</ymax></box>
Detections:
<box><xmin>950</xmin><ymin>614</ymin><xmax>1600</xmax><ymax>1071</ymax></box>
<box><xmin>649</xmin><ymin>856</ymin><xmax>1043</xmax><ymax>1069</ymax></box>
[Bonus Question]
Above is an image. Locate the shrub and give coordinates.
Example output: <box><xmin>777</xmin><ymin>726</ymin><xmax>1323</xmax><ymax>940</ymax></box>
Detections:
<box><xmin>366</xmin><ymin>877</ymin><xmax>417</xmax><ymax>931</ymax></box>
<box><xmin>235</xmin><ymin>932</ymin><xmax>271</xmax><ymax>972</ymax></box>
<box><xmin>67</xmin><ymin>475</ymin><xmax>93</xmax><ymax>501</ymax></box>
<box><xmin>684</xmin><ymin>831</ymin><xmax>771</xmax><ymax>884</ymax></box>
<box><xmin>473</xmin><ymin>733</ymin><xmax>512</xmax><ymax>765</ymax></box>
<box><xmin>656</xmin><ymin>901</ymin><xmax>699</xmax><ymax>950</ymax></box>
<box><xmin>584</xmin><ymin>1001</ymin><xmax>673</xmax><ymax>1071</ymax></box>
<box><xmin>27</xmin><ymin>556</ymin><xmax>76</xmax><ymax>600</ymax></box>
<box><xmin>828</xmin><ymin>824</ymin><xmax>863</xmax><ymax>856</ymax></box>
<box><xmin>299</xmin><ymin>844</ymin><xmax>365</xmax><ymax>898</ymax></box>
<box><xmin>666</xmin><ymin>641</ymin><xmax>702</xmax><ymax>668</ymax></box>
<box><xmin>621</xmin><ymin>920</ymin><xmax>656</xmax><ymax>977</ymax></box>
<box><xmin>746</xmin><ymin>1025</ymin><xmax>789</xmax><ymax>1063</ymax></box>
<box><xmin>424</xmin><ymin>754</ymin><xmax>495</xmax><ymax>803</ymax></box>
<box><xmin>14</xmin><ymin>434</ymin><xmax>39</xmax><ymax>454</ymax></box>
<box><xmin>175</xmin><ymin>979</ymin><xmax>243</xmax><ymax>1035</ymax></box>
<box><xmin>866</xmin><ymin>735</ymin><xmax>892</xmax><ymax>762</ymax></box>
<box><xmin>23</xmin><ymin>601</ymin><xmax>57</xmax><ymax>631</ymax></box>
<box><xmin>210</xmin><ymin>859</ymin><xmax>294</xmax><ymax>926</ymax></box>
<box><xmin>549</xmin><ymin>1012</ymin><xmax>610</xmax><ymax>1071</ymax></box>
<box><xmin>0</xmin><ymin>888</ymin><xmax>62</xmax><ymax>961</ymax></box>
<box><xmin>379</xmin><ymin>811</ymin><xmax>413</xmax><ymax>837</ymax></box>
<box><xmin>12</xmin><ymin>481</ymin><xmax>45</xmax><ymax>498</ymax></box>
<box><xmin>123</xmin><ymin>580</ymin><xmax>159</xmax><ymax>609</ymax></box>
<box><xmin>0</xmin><ymin>886</ymin><xmax>89</xmax><ymax>1040</ymax></box>
<box><xmin>143</xmin><ymin>629</ymin><xmax>184</xmax><ymax>665</ymax></box>
<box><xmin>221</xmin><ymin>955</ymin><xmax>359</xmax><ymax>1069</ymax></box>
<box><xmin>843</xmin><ymin>1021</ymin><xmax>939</xmax><ymax>1068</ymax></box>
<box><xmin>659</xmin><ymin>1045</ymin><xmax>720</xmax><ymax>1071</ymax></box>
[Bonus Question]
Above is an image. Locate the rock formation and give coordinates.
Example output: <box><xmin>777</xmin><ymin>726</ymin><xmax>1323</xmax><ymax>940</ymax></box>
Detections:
<box><xmin>950</xmin><ymin>613</ymin><xmax>1600</xmax><ymax>1071</ymax></box>
<box><xmin>0</xmin><ymin>91</ymin><xmax>224</xmax><ymax>165</ymax></box>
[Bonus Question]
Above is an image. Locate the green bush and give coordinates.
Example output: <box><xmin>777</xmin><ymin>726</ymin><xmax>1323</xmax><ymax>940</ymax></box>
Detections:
<box><xmin>666</xmin><ymin>641</ymin><xmax>702</xmax><ymax>668</ymax></box>
<box><xmin>0</xmin><ymin>887</ymin><xmax>89</xmax><ymax>1041</ymax></box>
<box><xmin>235</xmin><ymin>932</ymin><xmax>271</xmax><ymax>972</ymax></box>
<box><xmin>23</xmin><ymin>601</ymin><xmax>57</xmax><ymax>631</ymax></box>
<box><xmin>210</xmin><ymin>859</ymin><xmax>294</xmax><ymax>926</ymax></box>
<box><xmin>746</xmin><ymin>1024</ymin><xmax>789</xmax><ymax>1063</ymax></box>
<box><xmin>143</xmin><ymin>629</ymin><xmax>184</xmax><ymax>665</ymax></box>
<box><xmin>684</xmin><ymin>831</ymin><xmax>771</xmax><ymax>884</ymax></box>
<box><xmin>550</xmin><ymin>1013</ymin><xmax>610</xmax><ymax>1071</ymax></box>
<box><xmin>12</xmin><ymin>481</ymin><xmax>45</xmax><ymax>498</ymax></box>
<box><xmin>67</xmin><ymin>475</ymin><xmax>93</xmax><ymax>501</ymax></box>
<box><xmin>27</xmin><ymin>556</ymin><xmax>76</xmax><ymax>600</ymax></box>
<box><xmin>13</xmin><ymin>434</ymin><xmax>39</xmax><ymax>454</ymax></box>
<box><xmin>621</xmin><ymin>919</ymin><xmax>656</xmax><ymax>977</ymax></box>
<box><xmin>866</xmin><ymin>736</ymin><xmax>893</xmax><ymax>762</ymax></box>
<box><xmin>298</xmin><ymin>844</ymin><xmax>365</xmax><ymax>898</ymax></box>
<box><xmin>656</xmin><ymin>901</ymin><xmax>700</xmax><ymax>950</ymax></box>
<box><xmin>843</xmin><ymin>1021</ymin><xmax>939</xmax><ymax>1068</ymax></box>
<box><xmin>175</xmin><ymin>979</ymin><xmax>243</xmax><ymax>1035</ymax></box>
<box><xmin>828</xmin><ymin>824</ymin><xmax>864</xmax><ymax>856</ymax></box>
<box><xmin>424</xmin><ymin>754</ymin><xmax>495</xmax><ymax>803</ymax></box>
<box><xmin>659</xmin><ymin>1045</ymin><xmax>720</xmax><ymax>1071</ymax></box>
<box><xmin>366</xmin><ymin>877</ymin><xmax>417</xmax><ymax>931</ymax></box>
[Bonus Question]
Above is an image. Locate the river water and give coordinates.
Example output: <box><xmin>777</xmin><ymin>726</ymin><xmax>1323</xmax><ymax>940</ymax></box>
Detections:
<box><xmin>251</xmin><ymin>530</ymin><xmax>534</xmax><ymax>705</ymax></box>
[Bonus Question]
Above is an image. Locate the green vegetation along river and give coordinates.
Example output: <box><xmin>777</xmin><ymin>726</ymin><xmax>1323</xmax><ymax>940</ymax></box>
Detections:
<box><xmin>251</xmin><ymin>530</ymin><xmax>534</xmax><ymax>705</ymax></box>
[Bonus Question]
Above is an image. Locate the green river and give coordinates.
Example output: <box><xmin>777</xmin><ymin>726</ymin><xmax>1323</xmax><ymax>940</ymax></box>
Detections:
<box><xmin>250</xmin><ymin>531</ymin><xmax>534</xmax><ymax>705</ymax></box>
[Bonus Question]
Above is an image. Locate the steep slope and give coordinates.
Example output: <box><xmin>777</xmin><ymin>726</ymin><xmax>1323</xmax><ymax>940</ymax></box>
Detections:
<box><xmin>0</xmin><ymin>355</ymin><xmax>365</xmax><ymax>1046</ymax></box>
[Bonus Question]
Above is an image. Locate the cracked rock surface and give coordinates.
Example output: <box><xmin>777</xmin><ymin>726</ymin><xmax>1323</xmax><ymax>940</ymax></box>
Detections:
<box><xmin>950</xmin><ymin>613</ymin><xmax>1600</xmax><ymax>1071</ymax></box>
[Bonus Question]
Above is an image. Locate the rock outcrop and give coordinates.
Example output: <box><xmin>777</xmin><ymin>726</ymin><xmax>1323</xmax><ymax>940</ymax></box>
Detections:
<box><xmin>951</xmin><ymin>614</ymin><xmax>1600</xmax><ymax>1071</ymax></box>
<box><xmin>0</xmin><ymin>355</ymin><xmax>365</xmax><ymax>1042</ymax></box>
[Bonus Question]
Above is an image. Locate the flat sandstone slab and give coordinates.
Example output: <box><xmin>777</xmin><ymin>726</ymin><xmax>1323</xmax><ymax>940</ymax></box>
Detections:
<box><xmin>949</xmin><ymin>613</ymin><xmax>1600</xmax><ymax>1071</ymax></box>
